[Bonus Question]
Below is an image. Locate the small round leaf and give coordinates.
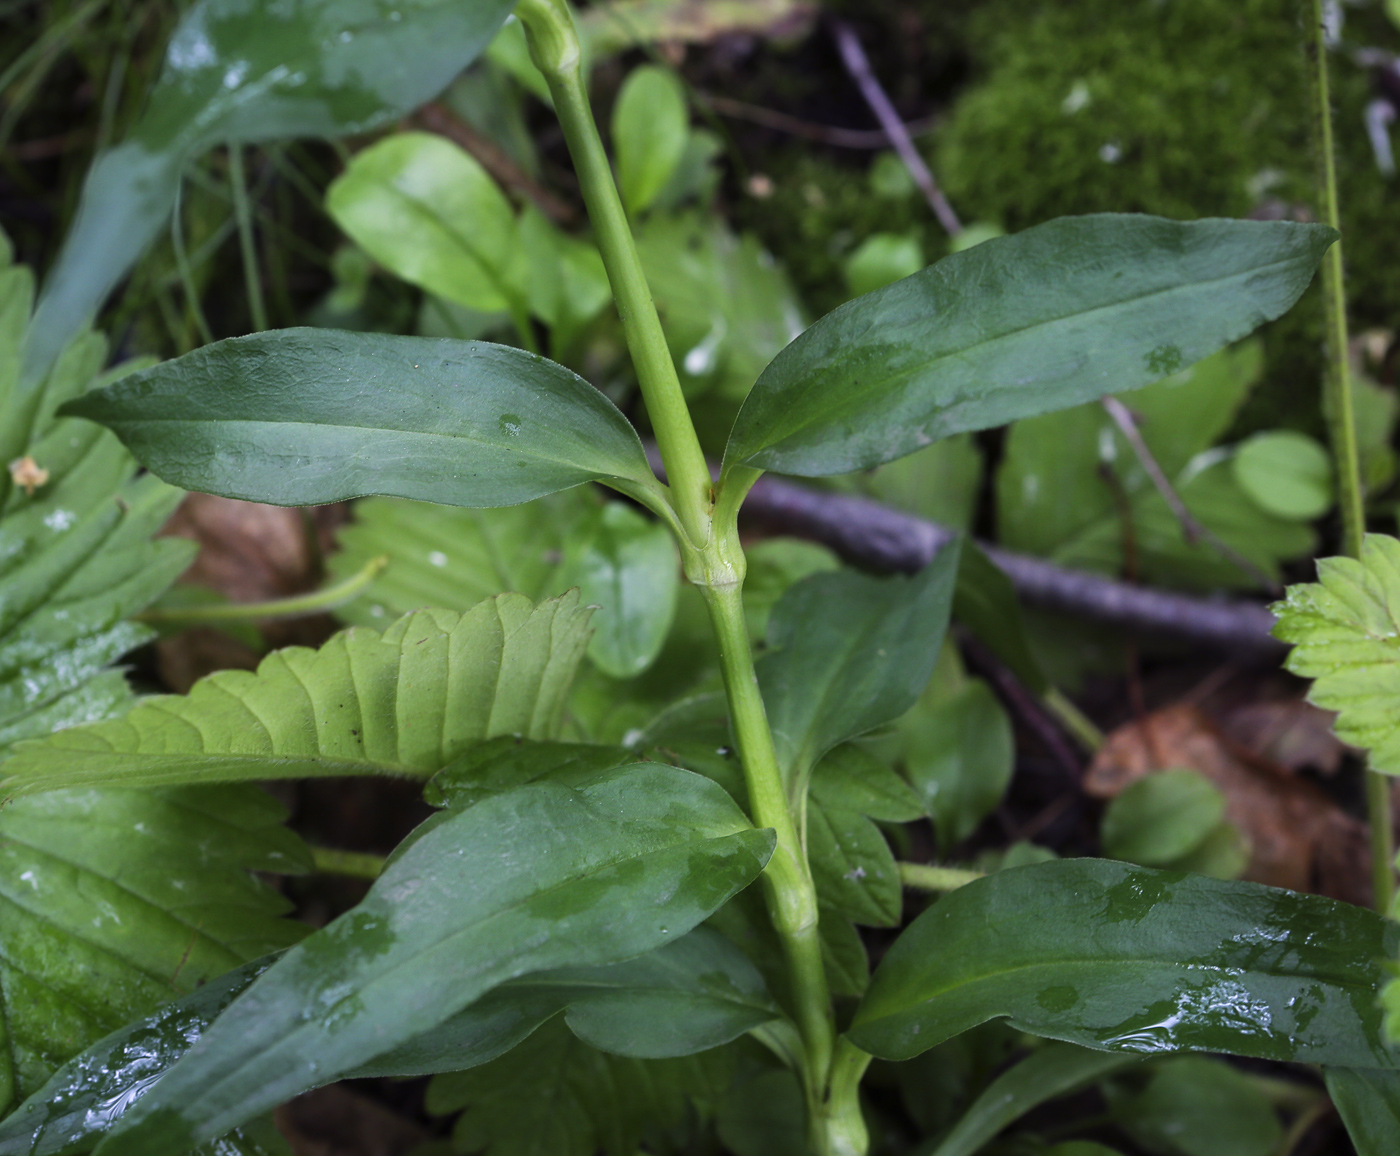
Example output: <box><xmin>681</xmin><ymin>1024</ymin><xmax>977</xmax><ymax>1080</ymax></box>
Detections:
<box><xmin>1100</xmin><ymin>768</ymin><xmax>1225</xmax><ymax>866</ymax></box>
<box><xmin>1232</xmin><ymin>430</ymin><xmax>1334</xmax><ymax>520</ymax></box>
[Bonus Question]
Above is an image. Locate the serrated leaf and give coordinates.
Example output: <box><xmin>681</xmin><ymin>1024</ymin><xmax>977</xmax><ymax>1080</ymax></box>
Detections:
<box><xmin>1272</xmin><ymin>534</ymin><xmax>1400</xmax><ymax>772</ymax></box>
<box><xmin>426</xmin><ymin>1017</ymin><xmax>733</xmax><ymax>1156</ymax></box>
<box><xmin>62</xmin><ymin>330</ymin><xmax>660</xmax><ymax>510</ymax></box>
<box><xmin>757</xmin><ymin>547</ymin><xmax>960</xmax><ymax>794</ymax></box>
<box><xmin>92</xmin><ymin>763</ymin><xmax>773</xmax><ymax>1155</ymax></box>
<box><xmin>24</xmin><ymin>0</ymin><xmax>517</xmax><ymax>385</ymax></box>
<box><xmin>723</xmin><ymin>216</ymin><xmax>1333</xmax><ymax>479</ymax></box>
<box><xmin>1</xmin><ymin>593</ymin><xmax>593</xmax><ymax>794</ymax></box>
<box><xmin>0</xmin><ymin>242</ymin><xmax>307</xmax><ymax>1116</ymax></box>
<box><xmin>849</xmin><ymin>859</ymin><xmax>1400</xmax><ymax>1068</ymax></box>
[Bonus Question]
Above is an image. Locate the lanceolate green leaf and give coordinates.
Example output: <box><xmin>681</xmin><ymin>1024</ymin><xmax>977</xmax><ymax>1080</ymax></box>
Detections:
<box><xmin>92</xmin><ymin>764</ymin><xmax>774</xmax><ymax>1155</ymax></box>
<box><xmin>1325</xmin><ymin>1068</ymin><xmax>1400</xmax><ymax>1156</ymax></box>
<box><xmin>1272</xmin><ymin>533</ymin><xmax>1400</xmax><ymax>773</ymax></box>
<box><xmin>722</xmin><ymin>215</ymin><xmax>1334</xmax><ymax>478</ymax></box>
<box><xmin>757</xmin><ymin>545</ymin><xmax>960</xmax><ymax>793</ymax></box>
<box><xmin>925</xmin><ymin>1044</ymin><xmax>1142</xmax><ymax>1156</ymax></box>
<box><xmin>62</xmin><ymin>330</ymin><xmax>661</xmax><ymax>510</ymax></box>
<box><xmin>23</xmin><ymin>0</ymin><xmax>517</xmax><ymax>386</ymax></box>
<box><xmin>1</xmin><ymin>594</ymin><xmax>593</xmax><ymax>794</ymax></box>
<box><xmin>848</xmin><ymin>859</ymin><xmax>1399</xmax><ymax>1067</ymax></box>
<box><xmin>613</xmin><ymin>66</ymin><xmax>689</xmax><ymax>216</ymax></box>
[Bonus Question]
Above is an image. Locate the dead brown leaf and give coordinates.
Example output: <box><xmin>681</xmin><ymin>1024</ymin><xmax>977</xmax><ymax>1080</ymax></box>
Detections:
<box><xmin>1085</xmin><ymin>704</ymin><xmax>1369</xmax><ymax>905</ymax></box>
<box><xmin>1219</xmin><ymin>699</ymin><xmax>1345</xmax><ymax>776</ymax></box>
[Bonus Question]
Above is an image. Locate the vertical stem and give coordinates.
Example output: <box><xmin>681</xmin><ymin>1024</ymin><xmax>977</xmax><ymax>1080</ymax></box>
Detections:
<box><xmin>1305</xmin><ymin>0</ymin><xmax>1394</xmax><ymax>913</ymax></box>
<box><xmin>515</xmin><ymin>0</ymin><xmax>712</xmax><ymax>548</ymax></box>
<box><xmin>229</xmin><ymin>143</ymin><xmax>269</xmax><ymax>333</ymax></box>
<box><xmin>705</xmin><ymin>585</ymin><xmax>836</xmax><ymax>1123</ymax></box>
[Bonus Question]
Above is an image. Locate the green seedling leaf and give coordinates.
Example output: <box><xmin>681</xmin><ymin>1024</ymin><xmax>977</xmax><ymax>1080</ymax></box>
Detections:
<box><xmin>724</xmin><ymin>215</ymin><xmax>1333</xmax><ymax>479</ymax></box>
<box><xmin>93</xmin><ymin>763</ymin><xmax>774</xmax><ymax>1155</ymax></box>
<box><xmin>327</xmin><ymin>492</ymin><xmax>678</xmax><ymax>679</ymax></box>
<box><xmin>426</xmin><ymin>1016</ymin><xmax>734</xmax><ymax>1156</ymax></box>
<box><xmin>1272</xmin><ymin>533</ymin><xmax>1400</xmax><ymax>773</ymax></box>
<box><xmin>1111</xmin><ymin>1057</ymin><xmax>1282</xmax><ymax>1156</ymax></box>
<box><xmin>25</xmin><ymin>0</ymin><xmax>517</xmax><ymax>384</ymax></box>
<box><xmin>902</xmin><ymin>679</ymin><xmax>1015</xmax><ymax>852</ymax></box>
<box><xmin>1100</xmin><ymin>769</ymin><xmax>1226</xmax><ymax>867</ymax></box>
<box><xmin>953</xmin><ymin>542</ymin><xmax>1048</xmax><ymax>694</ymax></box>
<box><xmin>741</xmin><ymin>538</ymin><xmax>840</xmax><ymax>640</ymax></box>
<box><xmin>1232</xmin><ymin>430</ymin><xmax>1334</xmax><ymax>520</ymax></box>
<box><xmin>1</xmin><ymin>594</ymin><xmax>592</xmax><ymax>794</ymax></box>
<box><xmin>613</xmin><ymin>66</ymin><xmax>689</xmax><ymax>216</ymax></box>
<box><xmin>61</xmin><ymin>330</ymin><xmax>659</xmax><ymax>509</ymax></box>
<box><xmin>842</xmin><ymin>233</ymin><xmax>924</xmax><ymax>299</ymax></box>
<box><xmin>1326</xmin><ymin>1068</ymin><xmax>1400</xmax><ymax>1156</ymax></box>
<box><xmin>927</xmin><ymin>1043</ymin><xmax>1142</xmax><ymax>1156</ymax></box>
<box><xmin>326</xmin><ymin>132</ymin><xmax>519</xmax><ymax>313</ymax></box>
<box><xmin>757</xmin><ymin>544</ymin><xmax>961</xmax><ymax>793</ymax></box>
<box><xmin>849</xmin><ymin>859</ymin><xmax>1399</xmax><ymax>1066</ymax></box>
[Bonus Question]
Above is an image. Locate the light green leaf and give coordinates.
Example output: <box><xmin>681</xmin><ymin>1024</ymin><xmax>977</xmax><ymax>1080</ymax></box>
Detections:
<box><xmin>427</xmin><ymin>1017</ymin><xmax>733</xmax><ymax>1156</ymax></box>
<box><xmin>849</xmin><ymin>859</ymin><xmax>1399</xmax><ymax>1067</ymax></box>
<box><xmin>327</xmin><ymin>132</ymin><xmax>519</xmax><ymax>313</ymax></box>
<box><xmin>1326</xmin><ymin>1068</ymin><xmax>1400</xmax><ymax>1156</ymax></box>
<box><xmin>25</xmin><ymin>0</ymin><xmax>517</xmax><ymax>387</ymax></box>
<box><xmin>842</xmin><ymin>233</ymin><xmax>924</xmax><ymax>299</ymax></box>
<box><xmin>1272</xmin><ymin>534</ymin><xmax>1400</xmax><ymax>773</ymax></box>
<box><xmin>93</xmin><ymin>763</ymin><xmax>773</xmax><ymax>1155</ymax></box>
<box><xmin>326</xmin><ymin>492</ymin><xmax>678</xmax><ymax>679</ymax></box>
<box><xmin>724</xmin><ymin>215</ymin><xmax>1332</xmax><ymax>479</ymax></box>
<box><xmin>1110</xmin><ymin>1057</ymin><xmax>1282</xmax><ymax>1156</ymax></box>
<box><xmin>613</xmin><ymin>66</ymin><xmax>689</xmax><ymax>216</ymax></box>
<box><xmin>757</xmin><ymin>547</ymin><xmax>961</xmax><ymax>793</ymax></box>
<box><xmin>1232</xmin><ymin>430</ymin><xmax>1333</xmax><ymax>520</ymax></box>
<box><xmin>63</xmin><ymin>330</ymin><xmax>660</xmax><ymax>510</ymax></box>
<box><xmin>1</xmin><ymin>593</ymin><xmax>593</xmax><ymax>794</ymax></box>
<box><xmin>927</xmin><ymin>1043</ymin><xmax>1142</xmax><ymax>1156</ymax></box>
<box><xmin>1100</xmin><ymin>769</ymin><xmax>1225</xmax><ymax>867</ymax></box>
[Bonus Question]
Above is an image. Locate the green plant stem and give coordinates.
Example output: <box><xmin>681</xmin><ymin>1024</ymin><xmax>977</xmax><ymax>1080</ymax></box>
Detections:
<box><xmin>1042</xmin><ymin>687</ymin><xmax>1104</xmax><ymax>752</ymax></box>
<box><xmin>139</xmin><ymin>555</ymin><xmax>387</xmax><ymax>625</ymax></box>
<box><xmin>516</xmin><ymin>0</ymin><xmax>712</xmax><ymax>549</ymax></box>
<box><xmin>899</xmin><ymin>862</ymin><xmax>984</xmax><ymax>893</ymax></box>
<box><xmin>311</xmin><ymin>846</ymin><xmax>386</xmax><ymax>880</ymax></box>
<box><xmin>229</xmin><ymin>143</ymin><xmax>269</xmax><ymax>333</ymax></box>
<box><xmin>1305</xmin><ymin>0</ymin><xmax>1394</xmax><ymax>914</ymax></box>
<box><xmin>705</xmin><ymin>584</ymin><xmax>837</xmax><ymax>1140</ymax></box>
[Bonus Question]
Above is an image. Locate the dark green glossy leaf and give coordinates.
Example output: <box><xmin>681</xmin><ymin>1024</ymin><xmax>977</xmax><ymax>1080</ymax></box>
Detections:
<box><xmin>901</xmin><ymin>679</ymin><xmax>1014</xmax><ymax>852</ymax></box>
<box><xmin>2</xmin><ymin>594</ymin><xmax>592</xmax><ymax>794</ymax></box>
<box><xmin>757</xmin><ymin>545</ymin><xmax>960</xmax><ymax>792</ymax></box>
<box><xmin>1110</xmin><ymin>1057</ymin><xmax>1281</xmax><ymax>1156</ymax></box>
<box><xmin>425</xmin><ymin>1016</ymin><xmax>734</xmax><ymax>1156</ymax></box>
<box><xmin>1326</xmin><ymin>1067</ymin><xmax>1400</xmax><ymax>1156</ymax></box>
<box><xmin>0</xmin><ymin>959</ymin><xmax>270</xmax><ymax>1155</ymax></box>
<box><xmin>849</xmin><ymin>858</ymin><xmax>1400</xmax><ymax>1067</ymax></box>
<box><xmin>62</xmin><ymin>330</ymin><xmax>659</xmax><ymax>509</ymax></box>
<box><xmin>25</xmin><ymin>0</ymin><xmax>516</xmax><ymax>384</ymax></box>
<box><xmin>93</xmin><ymin>763</ymin><xmax>774</xmax><ymax>1155</ymax></box>
<box><xmin>425</xmin><ymin>736</ymin><xmax>633</xmax><ymax>810</ymax></box>
<box><xmin>925</xmin><ymin>1043</ymin><xmax>1142</xmax><ymax>1156</ymax></box>
<box><xmin>953</xmin><ymin>542</ymin><xmax>1047</xmax><ymax>695</ymax></box>
<box><xmin>716</xmin><ymin>1067</ymin><xmax>807</xmax><ymax>1156</ymax></box>
<box><xmin>723</xmin><ymin>216</ymin><xmax>1332</xmax><ymax>478</ymax></box>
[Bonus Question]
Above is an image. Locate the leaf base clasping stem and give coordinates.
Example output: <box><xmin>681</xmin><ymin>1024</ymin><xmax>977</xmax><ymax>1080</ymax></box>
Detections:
<box><xmin>515</xmin><ymin>1</ymin><xmax>861</xmax><ymax>1150</ymax></box>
